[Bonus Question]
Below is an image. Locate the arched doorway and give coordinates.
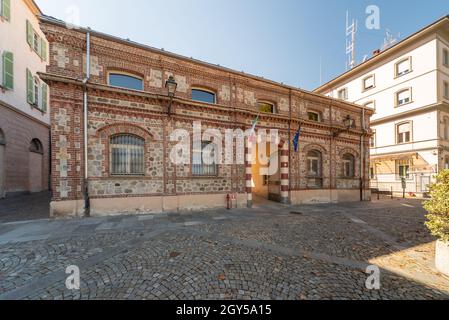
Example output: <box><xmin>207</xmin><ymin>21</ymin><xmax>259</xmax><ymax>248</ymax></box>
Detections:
<box><xmin>251</xmin><ymin>141</ymin><xmax>282</xmax><ymax>203</ymax></box>
<box><xmin>0</xmin><ymin>129</ymin><xmax>5</xmax><ymax>198</ymax></box>
<box><xmin>29</xmin><ymin>138</ymin><xmax>44</xmax><ymax>193</ymax></box>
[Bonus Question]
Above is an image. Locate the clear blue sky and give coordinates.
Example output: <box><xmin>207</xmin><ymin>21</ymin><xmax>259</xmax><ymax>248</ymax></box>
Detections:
<box><xmin>35</xmin><ymin>0</ymin><xmax>449</xmax><ymax>90</ymax></box>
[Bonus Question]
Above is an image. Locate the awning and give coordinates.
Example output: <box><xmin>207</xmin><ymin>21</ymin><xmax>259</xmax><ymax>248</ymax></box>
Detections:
<box><xmin>371</xmin><ymin>152</ymin><xmax>419</xmax><ymax>163</ymax></box>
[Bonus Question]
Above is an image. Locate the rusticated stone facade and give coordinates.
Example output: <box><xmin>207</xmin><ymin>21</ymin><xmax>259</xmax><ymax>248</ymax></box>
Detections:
<box><xmin>39</xmin><ymin>16</ymin><xmax>373</xmax><ymax>217</ymax></box>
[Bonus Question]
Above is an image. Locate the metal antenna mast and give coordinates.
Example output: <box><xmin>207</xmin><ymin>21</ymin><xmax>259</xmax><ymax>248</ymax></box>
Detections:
<box><xmin>346</xmin><ymin>11</ymin><xmax>358</xmax><ymax>70</ymax></box>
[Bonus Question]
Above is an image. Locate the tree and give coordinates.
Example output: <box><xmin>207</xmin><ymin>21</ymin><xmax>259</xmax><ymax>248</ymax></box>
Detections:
<box><xmin>424</xmin><ymin>170</ymin><xmax>449</xmax><ymax>243</ymax></box>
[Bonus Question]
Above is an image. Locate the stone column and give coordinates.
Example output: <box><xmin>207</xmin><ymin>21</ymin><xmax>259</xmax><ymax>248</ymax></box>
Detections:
<box><xmin>245</xmin><ymin>144</ymin><xmax>253</xmax><ymax>208</ymax></box>
<box><xmin>280</xmin><ymin>142</ymin><xmax>290</xmax><ymax>204</ymax></box>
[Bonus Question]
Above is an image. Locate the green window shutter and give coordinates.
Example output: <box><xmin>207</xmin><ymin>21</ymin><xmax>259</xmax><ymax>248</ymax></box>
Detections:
<box><xmin>2</xmin><ymin>0</ymin><xmax>11</xmax><ymax>21</ymax></box>
<box><xmin>40</xmin><ymin>38</ymin><xmax>47</xmax><ymax>61</ymax></box>
<box><xmin>2</xmin><ymin>51</ymin><xmax>13</xmax><ymax>90</ymax></box>
<box><xmin>26</xmin><ymin>20</ymin><xmax>33</xmax><ymax>47</ymax></box>
<box><xmin>41</xmin><ymin>83</ymin><xmax>48</xmax><ymax>112</ymax></box>
<box><xmin>26</xmin><ymin>69</ymin><xmax>34</xmax><ymax>104</ymax></box>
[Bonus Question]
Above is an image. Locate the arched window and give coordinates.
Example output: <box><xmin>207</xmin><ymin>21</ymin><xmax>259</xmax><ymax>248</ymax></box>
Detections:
<box><xmin>445</xmin><ymin>156</ymin><xmax>449</xmax><ymax>170</ymax></box>
<box><xmin>29</xmin><ymin>138</ymin><xmax>43</xmax><ymax>154</ymax></box>
<box><xmin>108</xmin><ymin>72</ymin><xmax>143</xmax><ymax>91</ymax></box>
<box><xmin>395</xmin><ymin>57</ymin><xmax>412</xmax><ymax>77</ymax></box>
<box><xmin>395</xmin><ymin>88</ymin><xmax>412</xmax><ymax>107</ymax></box>
<box><xmin>110</xmin><ymin>135</ymin><xmax>145</xmax><ymax>175</ymax></box>
<box><xmin>258</xmin><ymin>101</ymin><xmax>276</xmax><ymax>114</ymax></box>
<box><xmin>307</xmin><ymin>149</ymin><xmax>323</xmax><ymax>188</ymax></box>
<box><xmin>191</xmin><ymin>88</ymin><xmax>216</xmax><ymax>104</ymax></box>
<box><xmin>192</xmin><ymin>141</ymin><xmax>218</xmax><ymax>176</ymax></box>
<box><xmin>342</xmin><ymin>153</ymin><xmax>355</xmax><ymax>177</ymax></box>
<box><xmin>307</xmin><ymin>150</ymin><xmax>322</xmax><ymax>177</ymax></box>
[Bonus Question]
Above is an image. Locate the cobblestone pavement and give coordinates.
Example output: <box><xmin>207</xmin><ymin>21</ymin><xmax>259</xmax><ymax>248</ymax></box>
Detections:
<box><xmin>0</xmin><ymin>192</ymin><xmax>51</xmax><ymax>223</ymax></box>
<box><xmin>0</xmin><ymin>198</ymin><xmax>448</xmax><ymax>300</ymax></box>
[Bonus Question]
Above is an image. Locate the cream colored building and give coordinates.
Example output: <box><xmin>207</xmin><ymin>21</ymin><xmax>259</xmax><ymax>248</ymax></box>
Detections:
<box><xmin>315</xmin><ymin>16</ymin><xmax>449</xmax><ymax>196</ymax></box>
<box><xmin>0</xmin><ymin>0</ymin><xmax>50</xmax><ymax>197</ymax></box>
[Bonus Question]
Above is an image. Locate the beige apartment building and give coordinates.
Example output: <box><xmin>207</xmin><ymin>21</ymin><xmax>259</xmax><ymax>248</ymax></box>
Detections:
<box><xmin>0</xmin><ymin>0</ymin><xmax>50</xmax><ymax>198</ymax></box>
<box><xmin>315</xmin><ymin>16</ymin><xmax>449</xmax><ymax>197</ymax></box>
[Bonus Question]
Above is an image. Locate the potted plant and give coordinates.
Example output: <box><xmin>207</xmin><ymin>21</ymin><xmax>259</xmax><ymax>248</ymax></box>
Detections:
<box><xmin>424</xmin><ymin>169</ymin><xmax>449</xmax><ymax>277</ymax></box>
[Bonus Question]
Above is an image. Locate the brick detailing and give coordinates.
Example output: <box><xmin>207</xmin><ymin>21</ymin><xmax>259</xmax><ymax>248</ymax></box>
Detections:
<box><xmin>279</xmin><ymin>140</ymin><xmax>290</xmax><ymax>203</ymax></box>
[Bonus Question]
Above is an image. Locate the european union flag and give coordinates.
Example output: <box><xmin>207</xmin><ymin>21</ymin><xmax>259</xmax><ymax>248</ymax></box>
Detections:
<box><xmin>293</xmin><ymin>127</ymin><xmax>302</xmax><ymax>153</ymax></box>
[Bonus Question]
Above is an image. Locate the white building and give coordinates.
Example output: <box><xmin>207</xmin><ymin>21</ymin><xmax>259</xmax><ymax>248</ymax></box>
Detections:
<box><xmin>0</xmin><ymin>0</ymin><xmax>49</xmax><ymax>197</ymax></box>
<box><xmin>315</xmin><ymin>16</ymin><xmax>449</xmax><ymax>196</ymax></box>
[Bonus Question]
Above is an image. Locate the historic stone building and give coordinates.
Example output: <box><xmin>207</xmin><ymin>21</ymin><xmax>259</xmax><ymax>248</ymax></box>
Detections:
<box><xmin>39</xmin><ymin>16</ymin><xmax>373</xmax><ymax>217</ymax></box>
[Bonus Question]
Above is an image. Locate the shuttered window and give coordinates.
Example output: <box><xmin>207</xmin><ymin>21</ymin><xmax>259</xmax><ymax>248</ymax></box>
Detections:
<box><xmin>2</xmin><ymin>51</ymin><xmax>13</xmax><ymax>89</ymax></box>
<box><xmin>26</xmin><ymin>68</ymin><xmax>34</xmax><ymax>104</ymax></box>
<box><xmin>110</xmin><ymin>135</ymin><xmax>145</xmax><ymax>176</ymax></box>
<box><xmin>396</xmin><ymin>89</ymin><xmax>411</xmax><ymax>106</ymax></box>
<box><xmin>26</xmin><ymin>19</ymin><xmax>47</xmax><ymax>61</ymax></box>
<box><xmin>41</xmin><ymin>83</ymin><xmax>48</xmax><ymax>112</ymax></box>
<box><xmin>192</xmin><ymin>141</ymin><xmax>218</xmax><ymax>176</ymax></box>
<box><xmin>1</xmin><ymin>0</ymin><xmax>10</xmax><ymax>21</ymax></box>
<box><xmin>397</xmin><ymin>122</ymin><xmax>411</xmax><ymax>144</ymax></box>
<box><xmin>396</xmin><ymin>58</ymin><xmax>411</xmax><ymax>77</ymax></box>
<box><xmin>337</xmin><ymin>88</ymin><xmax>348</xmax><ymax>100</ymax></box>
<box><xmin>363</xmin><ymin>75</ymin><xmax>375</xmax><ymax>90</ymax></box>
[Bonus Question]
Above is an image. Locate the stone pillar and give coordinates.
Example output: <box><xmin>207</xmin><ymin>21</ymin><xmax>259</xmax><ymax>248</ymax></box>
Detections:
<box><xmin>245</xmin><ymin>144</ymin><xmax>253</xmax><ymax>208</ymax></box>
<box><xmin>280</xmin><ymin>141</ymin><xmax>290</xmax><ymax>204</ymax></box>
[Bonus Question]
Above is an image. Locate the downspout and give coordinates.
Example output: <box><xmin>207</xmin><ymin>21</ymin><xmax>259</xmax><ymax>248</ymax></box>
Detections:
<box><xmin>83</xmin><ymin>32</ymin><xmax>91</xmax><ymax>217</ymax></box>
<box><xmin>360</xmin><ymin>106</ymin><xmax>366</xmax><ymax>201</ymax></box>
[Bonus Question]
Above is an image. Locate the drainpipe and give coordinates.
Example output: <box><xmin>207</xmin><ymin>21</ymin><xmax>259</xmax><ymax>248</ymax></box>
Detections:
<box><xmin>83</xmin><ymin>32</ymin><xmax>91</xmax><ymax>217</ymax></box>
<box><xmin>360</xmin><ymin>106</ymin><xmax>366</xmax><ymax>201</ymax></box>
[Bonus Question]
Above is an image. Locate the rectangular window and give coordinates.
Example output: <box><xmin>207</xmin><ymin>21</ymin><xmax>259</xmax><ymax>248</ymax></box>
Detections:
<box><xmin>26</xmin><ymin>68</ymin><xmax>34</xmax><ymax>104</ymax></box>
<box><xmin>26</xmin><ymin>20</ymin><xmax>47</xmax><ymax>61</ymax></box>
<box><xmin>397</xmin><ymin>122</ymin><xmax>411</xmax><ymax>144</ymax></box>
<box><xmin>337</xmin><ymin>88</ymin><xmax>348</xmax><ymax>100</ymax></box>
<box><xmin>370</xmin><ymin>166</ymin><xmax>376</xmax><ymax>179</ymax></box>
<box><xmin>397</xmin><ymin>160</ymin><xmax>411</xmax><ymax>179</ymax></box>
<box><xmin>192</xmin><ymin>141</ymin><xmax>218</xmax><ymax>176</ymax></box>
<box><xmin>2</xmin><ymin>51</ymin><xmax>13</xmax><ymax>90</ymax></box>
<box><xmin>395</xmin><ymin>58</ymin><xmax>411</xmax><ymax>77</ymax></box>
<box><xmin>307</xmin><ymin>112</ymin><xmax>320</xmax><ymax>122</ymax></box>
<box><xmin>443</xmin><ymin>48</ymin><xmax>449</xmax><ymax>67</ymax></box>
<box><xmin>396</xmin><ymin>89</ymin><xmax>411</xmax><ymax>106</ymax></box>
<box><xmin>370</xmin><ymin>131</ymin><xmax>376</xmax><ymax>148</ymax></box>
<box><xmin>363</xmin><ymin>75</ymin><xmax>375</xmax><ymax>90</ymax></box>
<box><xmin>1</xmin><ymin>0</ymin><xmax>10</xmax><ymax>22</ymax></box>
<box><xmin>110</xmin><ymin>135</ymin><xmax>145</xmax><ymax>176</ymax></box>
<box><xmin>444</xmin><ymin>81</ymin><xmax>449</xmax><ymax>99</ymax></box>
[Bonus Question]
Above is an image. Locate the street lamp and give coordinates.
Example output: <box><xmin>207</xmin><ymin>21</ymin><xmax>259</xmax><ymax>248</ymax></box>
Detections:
<box><xmin>333</xmin><ymin>115</ymin><xmax>355</xmax><ymax>137</ymax></box>
<box><xmin>343</xmin><ymin>115</ymin><xmax>355</xmax><ymax>130</ymax></box>
<box><xmin>165</xmin><ymin>75</ymin><xmax>177</xmax><ymax>115</ymax></box>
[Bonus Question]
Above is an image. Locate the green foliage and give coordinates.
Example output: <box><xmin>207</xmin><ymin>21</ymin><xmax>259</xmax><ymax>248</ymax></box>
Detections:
<box><xmin>424</xmin><ymin>170</ymin><xmax>449</xmax><ymax>242</ymax></box>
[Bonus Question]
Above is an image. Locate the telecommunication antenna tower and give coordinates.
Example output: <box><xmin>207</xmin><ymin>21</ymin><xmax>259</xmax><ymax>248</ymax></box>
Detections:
<box><xmin>346</xmin><ymin>11</ymin><xmax>358</xmax><ymax>70</ymax></box>
<box><xmin>382</xmin><ymin>29</ymin><xmax>400</xmax><ymax>51</ymax></box>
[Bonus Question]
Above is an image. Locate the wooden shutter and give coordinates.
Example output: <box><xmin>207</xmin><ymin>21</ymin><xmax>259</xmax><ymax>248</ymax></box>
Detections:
<box><xmin>2</xmin><ymin>51</ymin><xmax>13</xmax><ymax>90</ymax></box>
<box><xmin>26</xmin><ymin>69</ymin><xmax>34</xmax><ymax>104</ymax></box>
<box><xmin>40</xmin><ymin>38</ymin><xmax>47</xmax><ymax>61</ymax></box>
<box><xmin>41</xmin><ymin>83</ymin><xmax>48</xmax><ymax>112</ymax></box>
<box><xmin>2</xmin><ymin>0</ymin><xmax>10</xmax><ymax>21</ymax></box>
<box><xmin>26</xmin><ymin>20</ymin><xmax>33</xmax><ymax>47</ymax></box>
